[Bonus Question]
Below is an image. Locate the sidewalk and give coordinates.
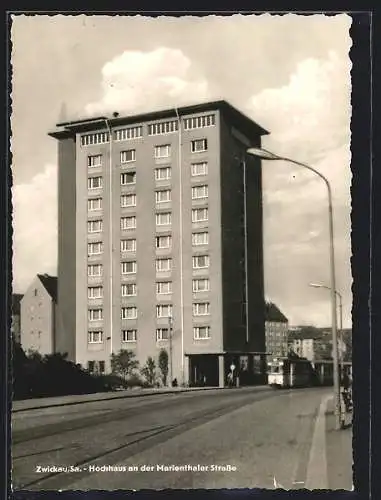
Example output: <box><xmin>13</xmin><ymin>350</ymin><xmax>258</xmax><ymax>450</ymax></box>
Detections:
<box><xmin>12</xmin><ymin>385</ymin><xmax>269</xmax><ymax>413</ymax></box>
<box><xmin>325</xmin><ymin>397</ymin><xmax>353</xmax><ymax>490</ymax></box>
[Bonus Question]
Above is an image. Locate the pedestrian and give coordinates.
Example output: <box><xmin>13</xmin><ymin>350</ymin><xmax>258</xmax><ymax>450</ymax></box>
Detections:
<box><xmin>341</xmin><ymin>369</ymin><xmax>352</xmax><ymax>412</ymax></box>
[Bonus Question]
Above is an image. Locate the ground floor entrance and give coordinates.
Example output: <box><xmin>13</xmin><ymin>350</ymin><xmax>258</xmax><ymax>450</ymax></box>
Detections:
<box><xmin>186</xmin><ymin>352</ymin><xmax>268</xmax><ymax>387</ymax></box>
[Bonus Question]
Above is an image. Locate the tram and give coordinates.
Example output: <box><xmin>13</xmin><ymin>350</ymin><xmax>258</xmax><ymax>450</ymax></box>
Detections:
<box><xmin>267</xmin><ymin>357</ymin><xmax>317</xmax><ymax>388</ymax></box>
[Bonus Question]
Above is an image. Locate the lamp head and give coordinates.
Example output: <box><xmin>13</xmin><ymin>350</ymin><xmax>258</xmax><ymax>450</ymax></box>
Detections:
<box><xmin>309</xmin><ymin>283</ymin><xmax>324</xmax><ymax>289</ymax></box>
<box><xmin>246</xmin><ymin>147</ymin><xmax>281</xmax><ymax>160</ymax></box>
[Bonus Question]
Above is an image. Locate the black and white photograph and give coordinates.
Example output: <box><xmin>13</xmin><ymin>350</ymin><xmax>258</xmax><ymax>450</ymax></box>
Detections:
<box><xmin>10</xmin><ymin>12</ymin><xmax>355</xmax><ymax>491</ymax></box>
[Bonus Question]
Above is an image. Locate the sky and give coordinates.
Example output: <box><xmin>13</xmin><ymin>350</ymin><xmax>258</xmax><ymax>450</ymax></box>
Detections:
<box><xmin>11</xmin><ymin>13</ymin><xmax>352</xmax><ymax>328</ymax></box>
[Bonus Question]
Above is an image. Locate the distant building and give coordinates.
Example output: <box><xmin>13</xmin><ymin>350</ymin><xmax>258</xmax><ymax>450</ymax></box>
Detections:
<box><xmin>20</xmin><ymin>274</ymin><xmax>57</xmax><ymax>356</ymax></box>
<box><xmin>265</xmin><ymin>302</ymin><xmax>288</xmax><ymax>361</ymax></box>
<box><xmin>11</xmin><ymin>293</ymin><xmax>23</xmax><ymax>344</ymax></box>
<box><xmin>288</xmin><ymin>325</ymin><xmax>348</xmax><ymax>362</ymax></box>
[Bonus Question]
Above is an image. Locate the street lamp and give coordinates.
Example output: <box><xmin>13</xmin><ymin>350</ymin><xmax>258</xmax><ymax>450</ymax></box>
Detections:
<box><xmin>309</xmin><ymin>282</ymin><xmax>344</xmax><ymax>370</ymax></box>
<box><xmin>168</xmin><ymin>314</ymin><xmax>174</xmax><ymax>387</ymax></box>
<box><xmin>247</xmin><ymin>147</ymin><xmax>342</xmax><ymax>430</ymax></box>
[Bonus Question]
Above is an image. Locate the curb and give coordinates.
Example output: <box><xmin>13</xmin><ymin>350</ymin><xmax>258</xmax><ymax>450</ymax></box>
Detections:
<box><xmin>12</xmin><ymin>385</ymin><xmax>269</xmax><ymax>413</ymax></box>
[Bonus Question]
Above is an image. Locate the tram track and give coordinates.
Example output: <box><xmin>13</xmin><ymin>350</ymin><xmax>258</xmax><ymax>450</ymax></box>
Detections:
<box><xmin>14</xmin><ymin>388</ymin><xmax>282</xmax><ymax>490</ymax></box>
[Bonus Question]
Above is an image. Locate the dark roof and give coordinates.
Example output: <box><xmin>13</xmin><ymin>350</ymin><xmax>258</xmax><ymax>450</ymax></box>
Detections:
<box><xmin>37</xmin><ymin>274</ymin><xmax>58</xmax><ymax>302</ymax></box>
<box><xmin>12</xmin><ymin>294</ymin><xmax>23</xmax><ymax>315</ymax></box>
<box><xmin>265</xmin><ymin>302</ymin><xmax>288</xmax><ymax>323</ymax></box>
<box><xmin>48</xmin><ymin>99</ymin><xmax>269</xmax><ymax>140</ymax></box>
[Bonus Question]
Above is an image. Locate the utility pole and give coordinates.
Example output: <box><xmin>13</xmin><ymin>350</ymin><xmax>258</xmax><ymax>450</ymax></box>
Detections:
<box><xmin>169</xmin><ymin>315</ymin><xmax>173</xmax><ymax>386</ymax></box>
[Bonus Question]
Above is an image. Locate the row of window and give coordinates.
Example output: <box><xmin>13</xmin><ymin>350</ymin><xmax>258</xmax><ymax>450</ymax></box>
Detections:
<box><xmin>88</xmin><ymin>209</ymin><xmax>209</xmax><ymax>234</ymax></box>
<box><xmin>87</xmin><ymin>140</ymin><xmax>207</xmax><ymax>168</ymax></box>
<box><xmin>89</xmin><ymin>255</ymin><xmax>209</xmax><ymax>274</ymax></box>
<box><xmin>88</xmin><ymin>167</ymin><xmax>208</xmax><ymax>191</ymax></box>
<box><xmin>89</xmin><ymin>233</ymin><xmax>209</xmax><ymax>256</ymax></box>
<box><xmin>88</xmin><ymin>325</ymin><xmax>211</xmax><ymax>344</ymax></box>
<box><xmin>88</xmin><ymin>282</ymin><xmax>210</xmax><ymax>298</ymax></box>
<box><xmin>81</xmin><ymin>115</ymin><xmax>215</xmax><ymax>146</ymax></box>
<box><xmin>89</xmin><ymin>303</ymin><xmax>209</xmax><ymax>321</ymax></box>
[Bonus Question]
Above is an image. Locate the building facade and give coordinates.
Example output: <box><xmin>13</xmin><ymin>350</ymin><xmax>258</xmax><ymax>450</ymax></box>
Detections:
<box><xmin>20</xmin><ymin>274</ymin><xmax>57</xmax><ymax>355</ymax></box>
<box><xmin>264</xmin><ymin>301</ymin><xmax>288</xmax><ymax>362</ymax></box>
<box><xmin>49</xmin><ymin>100</ymin><xmax>269</xmax><ymax>386</ymax></box>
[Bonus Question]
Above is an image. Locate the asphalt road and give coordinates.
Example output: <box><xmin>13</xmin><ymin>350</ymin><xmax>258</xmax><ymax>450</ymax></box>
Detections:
<box><xmin>12</xmin><ymin>386</ymin><xmax>340</xmax><ymax>491</ymax></box>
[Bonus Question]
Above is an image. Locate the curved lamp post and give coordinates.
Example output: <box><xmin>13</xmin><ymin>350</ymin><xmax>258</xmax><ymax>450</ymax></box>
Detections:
<box><xmin>247</xmin><ymin>147</ymin><xmax>342</xmax><ymax>430</ymax></box>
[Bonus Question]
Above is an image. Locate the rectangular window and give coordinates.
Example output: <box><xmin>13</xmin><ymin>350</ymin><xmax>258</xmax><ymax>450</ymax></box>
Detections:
<box><xmin>191</xmin><ymin>139</ymin><xmax>208</xmax><ymax>153</ymax></box>
<box><xmin>121</xmin><ymin>261</ymin><xmax>137</xmax><ymax>274</ymax></box>
<box><xmin>192</xmin><ymin>185</ymin><xmax>208</xmax><ymax>200</ymax></box>
<box><xmin>156</xmin><ymin>235</ymin><xmax>172</xmax><ymax>249</ymax></box>
<box><xmin>115</xmin><ymin>126</ymin><xmax>142</xmax><ymax>141</ymax></box>
<box><xmin>156</xmin><ymin>258</ymin><xmax>172</xmax><ymax>272</ymax></box>
<box><xmin>88</xmin><ymin>176</ymin><xmax>102</xmax><ymax>189</ymax></box>
<box><xmin>87</xmin><ymin>221</ymin><xmax>102</xmax><ymax>235</ymax></box>
<box><xmin>120</xmin><ymin>149</ymin><xmax>136</xmax><ymax>163</ymax></box>
<box><xmin>192</xmin><ymin>255</ymin><xmax>210</xmax><ymax>269</ymax></box>
<box><xmin>191</xmin><ymin>162</ymin><xmax>208</xmax><ymax>177</ymax></box>
<box><xmin>156</xmin><ymin>304</ymin><xmax>173</xmax><ymax>318</ymax></box>
<box><xmin>88</xmin><ymin>264</ymin><xmax>102</xmax><ymax>277</ymax></box>
<box><xmin>99</xmin><ymin>361</ymin><xmax>105</xmax><ymax>374</ymax></box>
<box><xmin>122</xmin><ymin>329</ymin><xmax>137</xmax><ymax>342</ymax></box>
<box><xmin>88</xmin><ymin>286</ymin><xmax>103</xmax><ymax>299</ymax></box>
<box><xmin>192</xmin><ymin>208</ymin><xmax>208</xmax><ymax>222</ymax></box>
<box><xmin>156</xmin><ymin>212</ymin><xmax>172</xmax><ymax>226</ymax></box>
<box><xmin>154</xmin><ymin>145</ymin><xmax>171</xmax><ymax>158</ymax></box>
<box><xmin>121</xmin><ymin>283</ymin><xmax>137</xmax><ymax>296</ymax></box>
<box><xmin>121</xmin><ymin>239</ymin><xmax>136</xmax><ymax>253</ymax></box>
<box><xmin>121</xmin><ymin>194</ymin><xmax>136</xmax><ymax>207</ymax></box>
<box><xmin>193</xmin><ymin>326</ymin><xmax>211</xmax><ymax>339</ymax></box>
<box><xmin>193</xmin><ymin>278</ymin><xmax>210</xmax><ymax>292</ymax></box>
<box><xmin>121</xmin><ymin>172</ymin><xmax>136</xmax><ymax>185</ymax></box>
<box><xmin>87</xmin><ymin>220</ymin><xmax>103</xmax><ymax>233</ymax></box>
<box><xmin>88</xmin><ymin>198</ymin><xmax>102</xmax><ymax>211</ymax></box>
<box><xmin>88</xmin><ymin>309</ymin><xmax>103</xmax><ymax>321</ymax></box>
<box><xmin>156</xmin><ymin>328</ymin><xmax>170</xmax><ymax>341</ymax></box>
<box><xmin>88</xmin><ymin>331</ymin><xmax>103</xmax><ymax>343</ymax></box>
<box><xmin>121</xmin><ymin>216</ymin><xmax>136</xmax><ymax>230</ymax></box>
<box><xmin>193</xmin><ymin>302</ymin><xmax>210</xmax><ymax>316</ymax></box>
<box><xmin>184</xmin><ymin>114</ymin><xmax>215</xmax><ymax>130</ymax></box>
<box><xmin>148</xmin><ymin>121</ymin><xmax>178</xmax><ymax>136</ymax></box>
<box><xmin>81</xmin><ymin>132</ymin><xmax>109</xmax><ymax>146</ymax></box>
<box><xmin>192</xmin><ymin>232</ymin><xmax>209</xmax><ymax>246</ymax></box>
<box><xmin>155</xmin><ymin>190</ymin><xmax>171</xmax><ymax>203</ymax></box>
<box><xmin>156</xmin><ymin>282</ymin><xmax>172</xmax><ymax>294</ymax></box>
<box><xmin>121</xmin><ymin>307</ymin><xmax>137</xmax><ymax>320</ymax></box>
<box><xmin>88</xmin><ymin>242</ymin><xmax>103</xmax><ymax>255</ymax></box>
<box><xmin>155</xmin><ymin>167</ymin><xmax>171</xmax><ymax>180</ymax></box>
<box><xmin>88</xmin><ymin>360</ymin><xmax>95</xmax><ymax>372</ymax></box>
<box><xmin>88</xmin><ymin>155</ymin><xmax>102</xmax><ymax>168</ymax></box>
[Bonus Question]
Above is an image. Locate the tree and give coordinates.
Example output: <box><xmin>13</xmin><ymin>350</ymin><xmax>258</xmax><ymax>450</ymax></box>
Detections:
<box><xmin>158</xmin><ymin>349</ymin><xmax>169</xmax><ymax>386</ymax></box>
<box><xmin>110</xmin><ymin>349</ymin><xmax>139</xmax><ymax>380</ymax></box>
<box><xmin>140</xmin><ymin>356</ymin><xmax>157</xmax><ymax>387</ymax></box>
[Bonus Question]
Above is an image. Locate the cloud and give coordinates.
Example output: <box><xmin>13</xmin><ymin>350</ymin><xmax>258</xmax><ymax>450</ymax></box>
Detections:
<box><xmin>245</xmin><ymin>51</ymin><xmax>352</xmax><ymax>328</ymax></box>
<box><xmin>12</xmin><ymin>164</ymin><xmax>57</xmax><ymax>292</ymax></box>
<box><xmin>85</xmin><ymin>47</ymin><xmax>211</xmax><ymax>116</ymax></box>
<box><xmin>248</xmin><ymin>50</ymin><xmax>351</xmax><ymax>162</ymax></box>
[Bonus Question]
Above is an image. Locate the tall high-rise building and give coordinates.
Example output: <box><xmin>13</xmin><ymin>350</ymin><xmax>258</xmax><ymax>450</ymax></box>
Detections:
<box><xmin>49</xmin><ymin>100</ymin><xmax>269</xmax><ymax>386</ymax></box>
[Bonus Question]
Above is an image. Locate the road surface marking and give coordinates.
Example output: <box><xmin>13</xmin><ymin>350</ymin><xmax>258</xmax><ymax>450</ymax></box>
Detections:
<box><xmin>305</xmin><ymin>393</ymin><xmax>332</xmax><ymax>490</ymax></box>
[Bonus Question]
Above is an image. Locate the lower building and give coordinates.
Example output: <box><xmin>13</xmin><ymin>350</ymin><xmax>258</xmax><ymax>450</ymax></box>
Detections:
<box><xmin>20</xmin><ymin>274</ymin><xmax>57</xmax><ymax>356</ymax></box>
<box><xmin>265</xmin><ymin>301</ymin><xmax>288</xmax><ymax>362</ymax></box>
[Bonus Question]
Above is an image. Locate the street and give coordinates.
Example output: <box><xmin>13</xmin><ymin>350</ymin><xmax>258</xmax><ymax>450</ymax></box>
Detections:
<box><xmin>12</xmin><ymin>386</ymin><xmax>352</xmax><ymax>491</ymax></box>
